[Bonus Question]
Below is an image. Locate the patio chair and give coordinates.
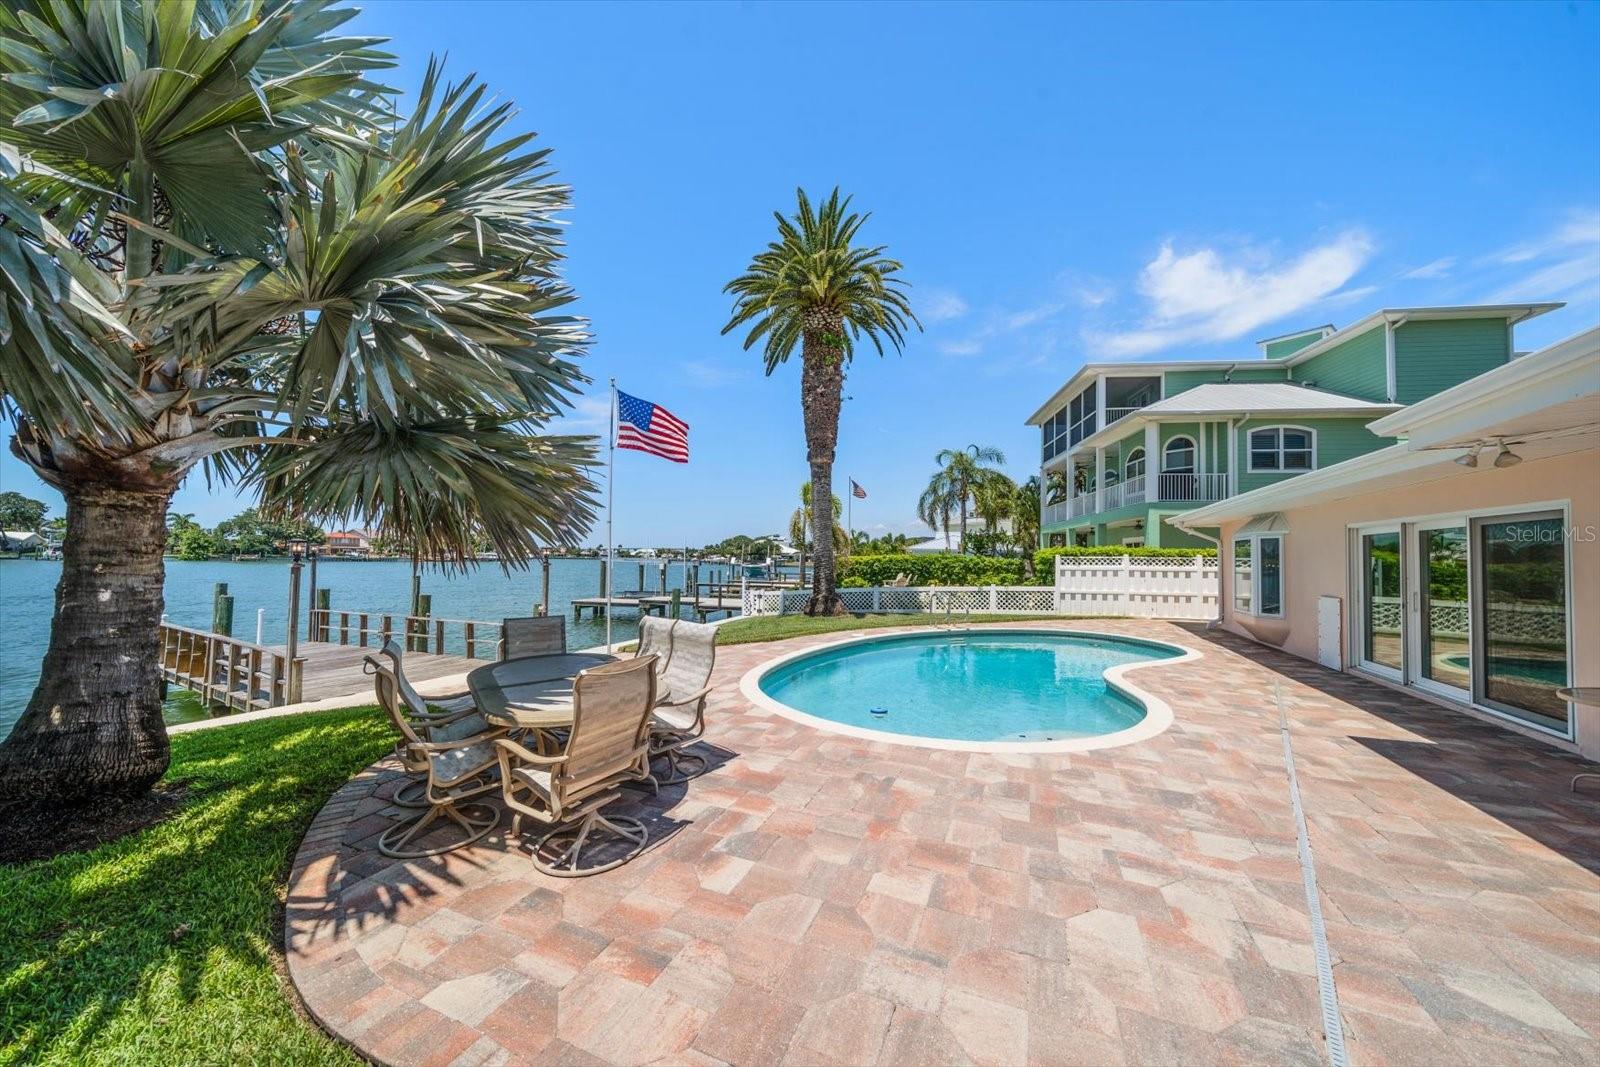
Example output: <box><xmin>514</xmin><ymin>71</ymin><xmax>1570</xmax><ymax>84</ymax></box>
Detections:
<box><xmin>502</xmin><ymin>615</ymin><xmax>566</xmax><ymax>660</ymax></box>
<box><xmin>636</xmin><ymin>616</ymin><xmax>676</xmax><ymax>677</ymax></box>
<box><xmin>886</xmin><ymin>573</ymin><xmax>911</xmax><ymax>587</ymax></box>
<box><xmin>371</xmin><ymin>640</ymin><xmax>487</xmax><ymax>808</ymax></box>
<box><xmin>650</xmin><ymin>619</ymin><xmax>716</xmax><ymax>784</ymax></box>
<box><xmin>369</xmin><ymin>662</ymin><xmax>504</xmax><ymax>858</ymax></box>
<box><xmin>494</xmin><ymin>656</ymin><xmax>658</xmax><ymax>876</ymax></box>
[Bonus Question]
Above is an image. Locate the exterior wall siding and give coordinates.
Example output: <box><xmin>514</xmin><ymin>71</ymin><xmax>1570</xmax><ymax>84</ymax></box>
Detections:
<box><xmin>1291</xmin><ymin>326</ymin><xmax>1388</xmax><ymax>401</ymax></box>
<box><xmin>1394</xmin><ymin>318</ymin><xmax>1512</xmax><ymax>403</ymax></box>
<box><xmin>1233</xmin><ymin>416</ymin><xmax>1388</xmax><ymax>494</ymax></box>
<box><xmin>1164</xmin><ymin>366</ymin><xmax>1289</xmax><ymax>396</ymax></box>
<box><xmin>1262</xmin><ymin>332</ymin><xmax>1328</xmax><ymax>360</ymax></box>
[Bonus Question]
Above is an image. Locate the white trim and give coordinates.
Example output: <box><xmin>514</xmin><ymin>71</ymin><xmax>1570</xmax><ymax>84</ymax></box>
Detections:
<box><xmin>1231</xmin><ymin>532</ymin><xmax>1286</xmax><ymax>619</ymax></box>
<box><xmin>1246</xmin><ymin>424</ymin><xmax>1318</xmax><ymax>474</ymax></box>
<box><xmin>1226</xmin><ymin>419</ymin><xmax>1237</xmax><ymax>496</ymax></box>
<box><xmin>737</xmin><ymin>625</ymin><xmax>1201</xmax><ymax>754</ymax></box>
<box><xmin>1162</xmin><ymin>434</ymin><xmax>1197</xmax><ymax>473</ymax></box>
<box><xmin>1383</xmin><ymin>321</ymin><xmax>1398</xmax><ymax>402</ymax></box>
<box><xmin>1124</xmin><ymin>446</ymin><xmax>1146</xmax><ymax>483</ymax></box>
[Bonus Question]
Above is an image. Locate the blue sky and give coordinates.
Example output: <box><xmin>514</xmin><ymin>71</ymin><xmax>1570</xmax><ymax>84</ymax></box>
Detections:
<box><xmin>4</xmin><ymin>1</ymin><xmax>1598</xmax><ymax>546</ymax></box>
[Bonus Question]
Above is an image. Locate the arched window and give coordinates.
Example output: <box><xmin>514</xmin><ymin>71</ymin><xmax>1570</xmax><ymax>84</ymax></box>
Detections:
<box><xmin>1162</xmin><ymin>436</ymin><xmax>1196</xmax><ymax>473</ymax></box>
<box><xmin>1125</xmin><ymin>447</ymin><xmax>1146</xmax><ymax>483</ymax></box>
<box><xmin>1248</xmin><ymin>426</ymin><xmax>1316</xmax><ymax>472</ymax></box>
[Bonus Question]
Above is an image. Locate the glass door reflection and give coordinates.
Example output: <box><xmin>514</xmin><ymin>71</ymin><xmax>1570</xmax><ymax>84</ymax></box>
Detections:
<box><xmin>1475</xmin><ymin>515</ymin><xmax>1570</xmax><ymax>733</ymax></box>
<box><xmin>1361</xmin><ymin>529</ymin><xmax>1403</xmax><ymax>677</ymax></box>
<box><xmin>1417</xmin><ymin>525</ymin><xmax>1471</xmax><ymax>697</ymax></box>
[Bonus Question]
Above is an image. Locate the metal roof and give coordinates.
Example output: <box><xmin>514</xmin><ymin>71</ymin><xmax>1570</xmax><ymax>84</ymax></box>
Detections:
<box><xmin>1133</xmin><ymin>383</ymin><xmax>1398</xmax><ymax>415</ymax></box>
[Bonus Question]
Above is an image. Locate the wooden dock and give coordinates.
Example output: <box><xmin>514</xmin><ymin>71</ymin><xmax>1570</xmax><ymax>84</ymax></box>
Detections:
<box><xmin>286</xmin><ymin>642</ymin><xmax>487</xmax><ymax>703</ymax></box>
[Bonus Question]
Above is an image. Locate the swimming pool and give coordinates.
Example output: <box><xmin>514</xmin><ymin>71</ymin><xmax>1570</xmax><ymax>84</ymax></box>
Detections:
<box><xmin>742</xmin><ymin>628</ymin><xmax>1193</xmax><ymax>752</ymax></box>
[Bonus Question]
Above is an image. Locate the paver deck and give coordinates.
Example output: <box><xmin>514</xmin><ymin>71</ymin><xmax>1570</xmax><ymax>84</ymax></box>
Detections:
<box><xmin>284</xmin><ymin>621</ymin><xmax>1600</xmax><ymax>1066</ymax></box>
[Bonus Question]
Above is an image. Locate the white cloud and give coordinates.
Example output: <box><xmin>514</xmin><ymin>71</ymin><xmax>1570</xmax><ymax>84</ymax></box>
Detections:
<box><xmin>936</xmin><ymin>338</ymin><xmax>983</xmax><ymax>356</ymax></box>
<box><xmin>921</xmin><ymin>288</ymin><xmax>969</xmax><ymax>323</ymax></box>
<box><xmin>1488</xmin><ymin>209</ymin><xmax>1600</xmax><ymax>265</ymax></box>
<box><xmin>1088</xmin><ymin>230</ymin><xmax>1374</xmax><ymax>357</ymax></box>
<box><xmin>1402</xmin><ymin>256</ymin><xmax>1456</xmax><ymax>280</ymax></box>
<box><xmin>545</xmin><ymin>395</ymin><xmax>611</xmax><ymax>436</ymax></box>
<box><xmin>1074</xmin><ymin>284</ymin><xmax>1114</xmax><ymax>308</ymax></box>
<box><xmin>1481</xmin><ymin>209</ymin><xmax>1600</xmax><ymax>304</ymax></box>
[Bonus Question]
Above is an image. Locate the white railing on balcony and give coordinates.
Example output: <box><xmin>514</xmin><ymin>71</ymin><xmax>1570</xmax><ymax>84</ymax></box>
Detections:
<box><xmin>1103</xmin><ymin>405</ymin><xmax>1141</xmax><ymax>426</ymax></box>
<box><xmin>1042</xmin><ymin>500</ymin><xmax>1071</xmax><ymax>527</ymax></box>
<box><xmin>1071</xmin><ymin>494</ymin><xmax>1096</xmax><ymax>518</ymax></box>
<box><xmin>1154</xmin><ymin>471</ymin><xmax>1228</xmax><ymax>503</ymax></box>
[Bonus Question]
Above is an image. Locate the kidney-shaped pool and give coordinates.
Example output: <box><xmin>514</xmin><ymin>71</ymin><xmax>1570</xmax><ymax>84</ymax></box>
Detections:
<box><xmin>743</xmin><ymin>628</ymin><xmax>1192</xmax><ymax>752</ymax></box>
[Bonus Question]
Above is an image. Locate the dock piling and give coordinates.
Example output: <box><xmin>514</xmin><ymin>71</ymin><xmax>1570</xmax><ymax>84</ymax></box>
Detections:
<box><xmin>212</xmin><ymin>582</ymin><xmax>233</xmax><ymax>637</ymax></box>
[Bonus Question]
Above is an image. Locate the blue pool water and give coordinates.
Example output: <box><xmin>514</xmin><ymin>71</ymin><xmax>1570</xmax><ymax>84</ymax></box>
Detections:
<box><xmin>758</xmin><ymin>630</ymin><xmax>1181</xmax><ymax>743</ymax></box>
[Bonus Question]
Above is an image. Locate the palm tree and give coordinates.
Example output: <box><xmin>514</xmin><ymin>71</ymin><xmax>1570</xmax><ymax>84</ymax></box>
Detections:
<box><xmin>972</xmin><ymin>470</ymin><xmax>1017</xmax><ymax>554</ymax></box>
<box><xmin>1013</xmin><ymin>476</ymin><xmax>1042</xmax><ymax>563</ymax></box>
<box><xmin>916</xmin><ymin>482</ymin><xmax>955</xmax><ymax>549</ymax></box>
<box><xmin>789</xmin><ymin>481</ymin><xmax>849</xmax><ymax>578</ymax></box>
<box><xmin>0</xmin><ymin>5</ymin><xmax>598</xmax><ymax>812</ymax></box>
<box><xmin>1044</xmin><ymin>469</ymin><xmax>1071</xmax><ymax>506</ymax></box>
<box><xmin>921</xmin><ymin>445</ymin><xmax>1007</xmax><ymax>551</ymax></box>
<box><xmin>722</xmin><ymin>189</ymin><xmax>918</xmax><ymax>615</ymax></box>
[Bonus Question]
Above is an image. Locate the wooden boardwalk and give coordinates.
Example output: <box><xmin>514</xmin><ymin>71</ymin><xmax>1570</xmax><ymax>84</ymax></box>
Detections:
<box><xmin>284</xmin><ymin>643</ymin><xmax>488</xmax><ymax>703</ymax></box>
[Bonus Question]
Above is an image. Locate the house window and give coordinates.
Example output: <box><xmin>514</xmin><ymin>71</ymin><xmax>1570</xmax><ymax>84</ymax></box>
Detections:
<box><xmin>1233</xmin><ymin>534</ymin><xmax>1285</xmax><ymax>617</ymax></box>
<box><xmin>1125</xmin><ymin>447</ymin><xmax>1146</xmax><ymax>483</ymax></box>
<box><xmin>1248</xmin><ymin>426</ymin><xmax>1315</xmax><ymax>472</ymax></box>
<box><xmin>1162</xmin><ymin>436</ymin><xmax>1196</xmax><ymax>473</ymax></box>
<box><xmin>1068</xmin><ymin>385</ymin><xmax>1097</xmax><ymax>446</ymax></box>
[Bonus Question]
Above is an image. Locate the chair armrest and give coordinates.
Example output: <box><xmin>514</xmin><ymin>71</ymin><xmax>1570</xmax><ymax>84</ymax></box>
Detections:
<box><xmin>655</xmin><ymin>685</ymin><xmax>714</xmax><ymax>709</ymax></box>
<box><xmin>406</xmin><ymin>728</ymin><xmax>507</xmax><ymax>755</ymax></box>
<box><xmin>493</xmin><ymin>737</ymin><xmax>566</xmax><ymax>767</ymax></box>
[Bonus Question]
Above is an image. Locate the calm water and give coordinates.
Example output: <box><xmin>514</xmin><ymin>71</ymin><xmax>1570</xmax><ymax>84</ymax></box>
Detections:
<box><xmin>759</xmin><ymin>630</ymin><xmax>1178</xmax><ymax>742</ymax></box>
<box><xmin>0</xmin><ymin>556</ymin><xmax>747</xmax><ymax>739</ymax></box>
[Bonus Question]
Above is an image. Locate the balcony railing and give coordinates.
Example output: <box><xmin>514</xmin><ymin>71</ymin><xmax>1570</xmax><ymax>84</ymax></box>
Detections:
<box><xmin>1103</xmin><ymin>405</ymin><xmax>1142</xmax><ymax>426</ymax></box>
<box><xmin>1048</xmin><ymin>471</ymin><xmax>1231</xmax><ymax>522</ymax></box>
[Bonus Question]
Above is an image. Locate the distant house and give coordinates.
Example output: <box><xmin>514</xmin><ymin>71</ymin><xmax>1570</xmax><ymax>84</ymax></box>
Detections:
<box><xmin>323</xmin><ymin>530</ymin><xmax>371</xmax><ymax>556</ymax></box>
<box><xmin>2</xmin><ymin>531</ymin><xmax>44</xmax><ymax>553</ymax></box>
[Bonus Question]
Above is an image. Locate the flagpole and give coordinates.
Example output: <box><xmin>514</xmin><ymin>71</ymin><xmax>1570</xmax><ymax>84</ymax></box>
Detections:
<box><xmin>605</xmin><ymin>378</ymin><xmax>616</xmax><ymax>653</ymax></box>
<box><xmin>847</xmin><ymin>476</ymin><xmax>853</xmax><ymax>541</ymax></box>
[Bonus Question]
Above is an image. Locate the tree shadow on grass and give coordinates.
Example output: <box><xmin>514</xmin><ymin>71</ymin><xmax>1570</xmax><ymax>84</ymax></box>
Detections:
<box><xmin>1184</xmin><ymin>625</ymin><xmax>1600</xmax><ymax>876</ymax></box>
<box><xmin>0</xmin><ymin>706</ymin><xmax>392</xmax><ymax>1065</ymax></box>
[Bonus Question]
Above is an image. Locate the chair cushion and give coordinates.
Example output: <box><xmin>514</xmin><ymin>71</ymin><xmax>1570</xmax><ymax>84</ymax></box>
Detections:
<box><xmin>428</xmin><ymin>693</ymin><xmax>477</xmax><ymax>714</ymax></box>
<box><xmin>429</xmin><ymin>713</ymin><xmax>491</xmax><ymax>743</ymax></box>
<box><xmin>431</xmin><ymin>740</ymin><xmax>498</xmax><ymax>787</ymax></box>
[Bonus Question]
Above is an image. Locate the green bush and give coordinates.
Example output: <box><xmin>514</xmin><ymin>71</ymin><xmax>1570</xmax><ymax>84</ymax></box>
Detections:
<box><xmin>840</xmin><ymin>576</ymin><xmax>868</xmax><ymax>588</ymax></box>
<box><xmin>840</xmin><ymin>554</ymin><xmax>1027</xmax><ymax>586</ymax></box>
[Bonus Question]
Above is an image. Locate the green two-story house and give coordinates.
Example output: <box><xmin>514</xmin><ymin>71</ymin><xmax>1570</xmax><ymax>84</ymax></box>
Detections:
<box><xmin>1026</xmin><ymin>303</ymin><xmax>1561</xmax><ymax>548</ymax></box>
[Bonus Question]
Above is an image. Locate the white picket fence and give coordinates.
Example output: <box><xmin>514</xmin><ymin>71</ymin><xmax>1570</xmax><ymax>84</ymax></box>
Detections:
<box><xmin>1053</xmin><ymin>554</ymin><xmax>1218</xmax><ymax>620</ymax></box>
<box><xmin>739</xmin><ymin>555</ymin><xmax>1219</xmax><ymax>620</ymax></box>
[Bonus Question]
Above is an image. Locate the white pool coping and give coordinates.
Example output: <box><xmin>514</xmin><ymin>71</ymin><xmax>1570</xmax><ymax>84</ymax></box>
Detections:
<box><xmin>736</xmin><ymin>624</ymin><xmax>1201</xmax><ymax>754</ymax></box>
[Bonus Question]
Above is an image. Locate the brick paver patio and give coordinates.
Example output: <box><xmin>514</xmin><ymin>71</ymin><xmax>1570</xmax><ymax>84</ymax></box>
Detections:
<box><xmin>284</xmin><ymin>621</ymin><xmax>1600</xmax><ymax>1066</ymax></box>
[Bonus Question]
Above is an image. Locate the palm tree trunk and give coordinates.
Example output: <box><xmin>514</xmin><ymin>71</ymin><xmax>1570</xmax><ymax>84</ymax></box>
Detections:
<box><xmin>800</xmin><ymin>315</ymin><xmax>846</xmax><ymax>616</ymax></box>
<box><xmin>0</xmin><ymin>481</ymin><xmax>176</xmax><ymax>810</ymax></box>
<box><xmin>958</xmin><ymin>497</ymin><xmax>969</xmax><ymax>553</ymax></box>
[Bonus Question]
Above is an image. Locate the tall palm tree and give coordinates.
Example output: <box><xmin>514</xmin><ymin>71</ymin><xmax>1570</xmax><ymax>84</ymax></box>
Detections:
<box><xmin>921</xmin><ymin>445</ymin><xmax>1007</xmax><ymax>551</ymax></box>
<box><xmin>722</xmin><ymin>189</ymin><xmax>917</xmax><ymax>615</ymax></box>
<box><xmin>972</xmin><ymin>470</ymin><xmax>1017</xmax><ymax>554</ymax></box>
<box><xmin>0</xmin><ymin>3</ymin><xmax>597</xmax><ymax>811</ymax></box>
<box><xmin>789</xmin><ymin>480</ymin><xmax>849</xmax><ymax>575</ymax></box>
<box><xmin>916</xmin><ymin>481</ymin><xmax>955</xmax><ymax>549</ymax></box>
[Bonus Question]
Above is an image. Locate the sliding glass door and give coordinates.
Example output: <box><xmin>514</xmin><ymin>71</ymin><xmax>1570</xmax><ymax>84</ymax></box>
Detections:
<box><xmin>1413</xmin><ymin>523</ymin><xmax>1472</xmax><ymax>700</ymax></box>
<box><xmin>1359</xmin><ymin>528</ymin><xmax>1403</xmax><ymax>679</ymax></box>
<box><xmin>1353</xmin><ymin>511</ymin><xmax>1572</xmax><ymax>739</ymax></box>
<box><xmin>1474</xmin><ymin>513</ymin><xmax>1570</xmax><ymax>733</ymax></box>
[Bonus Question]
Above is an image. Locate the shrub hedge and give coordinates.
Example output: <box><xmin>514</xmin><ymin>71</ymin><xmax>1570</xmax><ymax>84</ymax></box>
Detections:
<box><xmin>840</xmin><ymin>546</ymin><xmax>1216</xmax><ymax>588</ymax></box>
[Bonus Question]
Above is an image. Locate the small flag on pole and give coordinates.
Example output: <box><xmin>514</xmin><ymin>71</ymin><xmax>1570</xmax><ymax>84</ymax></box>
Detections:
<box><xmin>616</xmin><ymin>390</ymin><xmax>689</xmax><ymax>463</ymax></box>
<box><xmin>851</xmin><ymin>479</ymin><xmax>867</xmax><ymax>499</ymax></box>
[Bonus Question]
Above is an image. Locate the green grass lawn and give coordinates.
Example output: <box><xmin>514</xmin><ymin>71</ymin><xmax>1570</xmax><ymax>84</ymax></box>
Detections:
<box><xmin>0</xmin><ymin>707</ymin><xmax>393</xmax><ymax>1066</ymax></box>
<box><xmin>714</xmin><ymin>611</ymin><xmax>1066</xmax><ymax>645</ymax></box>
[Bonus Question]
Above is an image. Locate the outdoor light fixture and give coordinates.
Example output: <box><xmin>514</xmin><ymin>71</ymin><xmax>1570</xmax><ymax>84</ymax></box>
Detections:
<box><xmin>1455</xmin><ymin>445</ymin><xmax>1481</xmax><ymax>468</ymax></box>
<box><xmin>1493</xmin><ymin>442</ymin><xmax>1523</xmax><ymax>468</ymax></box>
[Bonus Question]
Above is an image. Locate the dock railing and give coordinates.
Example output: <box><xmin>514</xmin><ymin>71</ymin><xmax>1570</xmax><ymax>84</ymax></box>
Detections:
<box><xmin>158</xmin><ymin>621</ymin><xmax>303</xmax><ymax>710</ymax></box>
<box><xmin>308</xmin><ymin>608</ymin><xmax>505</xmax><ymax>660</ymax></box>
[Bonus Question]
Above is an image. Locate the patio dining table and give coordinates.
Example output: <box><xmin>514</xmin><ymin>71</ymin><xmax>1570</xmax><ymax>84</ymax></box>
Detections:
<box><xmin>468</xmin><ymin>652</ymin><xmax>618</xmax><ymax>730</ymax></box>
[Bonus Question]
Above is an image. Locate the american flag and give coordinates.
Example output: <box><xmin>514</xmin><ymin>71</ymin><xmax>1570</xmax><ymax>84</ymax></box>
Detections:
<box><xmin>616</xmin><ymin>390</ymin><xmax>689</xmax><ymax>463</ymax></box>
<box><xmin>851</xmin><ymin>479</ymin><xmax>867</xmax><ymax>499</ymax></box>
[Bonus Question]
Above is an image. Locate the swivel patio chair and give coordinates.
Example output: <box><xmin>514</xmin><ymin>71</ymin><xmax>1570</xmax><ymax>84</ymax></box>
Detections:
<box><xmin>635</xmin><ymin>616</ymin><xmax>676</xmax><ymax>680</ymax></box>
<box><xmin>494</xmin><ymin>656</ymin><xmax>658</xmax><ymax>877</ymax></box>
<box><xmin>371</xmin><ymin>640</ymin><xmax>486</xmax><ymax>808</ymax></box>
<box><xmin>502</xmin><ymin>615</ymin><xmax>567</xmax><ymax>660</ymax></box>
<box><xmin>649</xmin><ymin>620</ymin><xmax>717</xmax><ymax>784</ymax></box>
<box><xmin>369</xmin><ymin>663</ymin><xmax>504</xmax><ymax>858</ymax></box>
